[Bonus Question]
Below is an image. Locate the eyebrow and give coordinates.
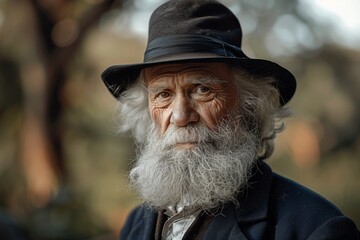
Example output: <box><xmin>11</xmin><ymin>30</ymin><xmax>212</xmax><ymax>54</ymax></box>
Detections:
<box><xmin>147</xmin><ymin>85</ymin><xmax>166</xmax><ymax>94</ymax></box>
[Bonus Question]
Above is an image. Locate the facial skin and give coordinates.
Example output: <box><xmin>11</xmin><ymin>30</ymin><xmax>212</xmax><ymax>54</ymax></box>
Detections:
<box><xmin>145</xmin><ymin>63</ymin><xmax>238</xmax><ymax>147</ymax></box>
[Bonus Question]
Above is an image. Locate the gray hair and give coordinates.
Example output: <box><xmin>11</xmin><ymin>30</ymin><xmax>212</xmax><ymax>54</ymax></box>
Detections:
<box><xmin>115</xmin><ymin>66</ymin><xmax>291</xmax><ymax>160</ymax></box>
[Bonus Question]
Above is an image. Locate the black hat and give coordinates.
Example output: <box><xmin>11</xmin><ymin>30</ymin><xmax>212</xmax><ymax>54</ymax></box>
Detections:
<box><xmin>101</xmin><ymin>0</ymin><xmax>296</xmax><ymax>105</ymax></box>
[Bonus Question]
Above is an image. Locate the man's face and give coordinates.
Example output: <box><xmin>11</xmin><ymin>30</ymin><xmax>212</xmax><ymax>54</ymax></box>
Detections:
<box><xmin>145</xmin><ymin>62</ymin><xmax>238</xmax><ymax>147</ymax></box>
<box><xmin>130</xmin><ymin>63</ymin><xmax>258</xmax><ymax>209</ymax></box>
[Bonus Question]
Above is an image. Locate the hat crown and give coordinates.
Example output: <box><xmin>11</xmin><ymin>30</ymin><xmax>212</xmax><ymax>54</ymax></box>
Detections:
<box><xmin>148</xmin><ymin>0</ymin><xmax>242</xmax><ymax>47</ymax></box>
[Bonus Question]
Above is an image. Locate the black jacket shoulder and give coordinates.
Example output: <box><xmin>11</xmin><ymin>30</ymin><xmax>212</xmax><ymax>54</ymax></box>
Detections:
<box><xmin>268</xmin><ymin>172</ymin><xmax>359</xmax><ymax>239</ymax></box>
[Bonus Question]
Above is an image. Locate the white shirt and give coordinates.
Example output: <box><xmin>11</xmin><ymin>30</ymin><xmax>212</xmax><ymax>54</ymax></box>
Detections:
<box><xmin>162</xmin><ymin>197</ymin><xmax>201</xmax><ymax>240</ymax></box>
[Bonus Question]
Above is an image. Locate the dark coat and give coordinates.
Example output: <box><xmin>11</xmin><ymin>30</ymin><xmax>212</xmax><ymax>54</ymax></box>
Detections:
<box><xmin>120</xmin><ymin>162</ymin><xmax>360</xmax><ymax>240</ymax></box>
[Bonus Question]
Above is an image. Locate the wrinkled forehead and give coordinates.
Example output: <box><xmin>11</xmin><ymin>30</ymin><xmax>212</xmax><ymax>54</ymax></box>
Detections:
<box><xmin>143</xmin><ymin>62</ymin><xmax>234</xmax><ymax>84</ymax></box>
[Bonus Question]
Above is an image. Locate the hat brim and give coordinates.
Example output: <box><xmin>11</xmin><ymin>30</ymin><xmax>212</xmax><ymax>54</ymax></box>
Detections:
<box><xmin>101</xmin><ymin>57</ymin><xmax>296</xmax><ymax>106</ymax></box>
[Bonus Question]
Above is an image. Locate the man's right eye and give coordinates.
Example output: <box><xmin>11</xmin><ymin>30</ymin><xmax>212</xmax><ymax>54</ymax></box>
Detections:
<box><xmin>158</xmin><ymin>91</ymin><xmax>171</xmax><ymax>99</ymax></box>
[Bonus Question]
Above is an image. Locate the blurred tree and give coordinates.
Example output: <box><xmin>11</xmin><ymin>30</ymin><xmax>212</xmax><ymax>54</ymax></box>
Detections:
<box><xmin>21</xmin><ymin>0</ymin><xmax>128</xmax><ymax>206</ymax></box>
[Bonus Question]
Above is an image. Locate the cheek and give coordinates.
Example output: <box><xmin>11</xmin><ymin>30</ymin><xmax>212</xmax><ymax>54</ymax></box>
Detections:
<box><xmin>197</xmin><ymin>100</ymin><xmax>226</xmax><ymax>127</ymax></box>
<box><xmin>149</xmin><ymin>106</ymin><xmax>172</xmax><ymax>133</ymax></box>
<box><xmin>197</xmin><ymin>95</ymin><xmax>237</xmax><ymax>127</ymax></box>
<box><xmin>150</xmin><ymin>107</ymin><xmax>163</xmax><ymax>126</ymax></box>
<box><xmin>149</xmin><ymin>99</ymin><xmax>163</xmax><ymax>127</ymax></box>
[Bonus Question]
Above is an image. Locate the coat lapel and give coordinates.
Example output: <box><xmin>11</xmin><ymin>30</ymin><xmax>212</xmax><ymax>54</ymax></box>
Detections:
<box><xmin>126</xmin><ymin>205</ymin><xmax>158</xmax><ymax>240</ymax></box>
<box><xmin>203</xmin><ymin>205</ymin><xmax>250</xmax><ymax>240</ymax></box>
<box><xmin>203</xmin><ymin>162</ymin><xmax>274</xmax><ymax>240</ymax></box>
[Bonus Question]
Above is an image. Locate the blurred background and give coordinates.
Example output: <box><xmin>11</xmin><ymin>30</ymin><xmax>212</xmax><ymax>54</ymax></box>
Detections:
<box><xmin>0</xmin><ymin>0</ymin><xmax>359</xmax><ymax>239</ymax></box>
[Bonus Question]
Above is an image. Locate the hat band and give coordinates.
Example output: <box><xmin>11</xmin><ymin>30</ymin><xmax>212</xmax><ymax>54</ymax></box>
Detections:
<box><xmin>144</xmin><ymin>34</ymin><xmax>247</xmax><ymax>62</ymax></box>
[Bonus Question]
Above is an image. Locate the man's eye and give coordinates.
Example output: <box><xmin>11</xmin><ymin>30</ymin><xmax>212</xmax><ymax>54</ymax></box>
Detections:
<box><xmin>158</xmin><ymin>91</ymin><xmax>171</xmax><ymax>99</ymax></box>
<box><xmin>195</xmin><ymin>86</ymin><xmax>210</xmax><ymax>94</ymax></box>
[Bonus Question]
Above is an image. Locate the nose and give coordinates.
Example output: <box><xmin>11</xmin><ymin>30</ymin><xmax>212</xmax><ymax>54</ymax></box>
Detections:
<box><xmin>170</xmin><ymin>94</ymin><xmax>199</xmax><ymax>127</ymax></box>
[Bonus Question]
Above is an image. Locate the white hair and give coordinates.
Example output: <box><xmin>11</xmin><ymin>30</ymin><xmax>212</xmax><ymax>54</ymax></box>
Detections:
<box><xmin>114</xmin><ymin>71</ymin><xmax>151</xmax><ymax>143</ymax></box>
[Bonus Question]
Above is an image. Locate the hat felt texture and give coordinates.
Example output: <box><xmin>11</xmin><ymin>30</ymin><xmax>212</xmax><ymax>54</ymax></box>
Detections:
<box><xmin>101</xmin><ymin>0</ymin><xmax>296</xmax><ymax>106</ymax></box>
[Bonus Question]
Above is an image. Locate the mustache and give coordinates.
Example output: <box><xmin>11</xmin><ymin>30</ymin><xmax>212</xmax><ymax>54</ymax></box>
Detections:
<box><xmin>159</xmin><ymin>124</ymin><xmax>216</xmax><ymax>148</ymax></box>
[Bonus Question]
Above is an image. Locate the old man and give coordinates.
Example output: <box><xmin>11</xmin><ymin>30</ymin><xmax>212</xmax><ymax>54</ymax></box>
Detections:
<box><xmin>101</xmin><ymin>0</ymin><xmax>359</xmax><ymax>239</ymax></box>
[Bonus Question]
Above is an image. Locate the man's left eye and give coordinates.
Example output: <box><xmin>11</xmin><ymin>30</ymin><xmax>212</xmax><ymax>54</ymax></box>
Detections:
<box><xmin>195</xmin><ymin>86</ymin><xmax>210</xmax><ymax>94</ymax></box>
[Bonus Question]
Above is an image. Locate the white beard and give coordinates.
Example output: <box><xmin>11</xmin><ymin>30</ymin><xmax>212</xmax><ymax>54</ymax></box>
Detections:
<box><xmin>129</xmin><ymin>115</ymin><xmax>258</xmax><ymax>211</ymax></box>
